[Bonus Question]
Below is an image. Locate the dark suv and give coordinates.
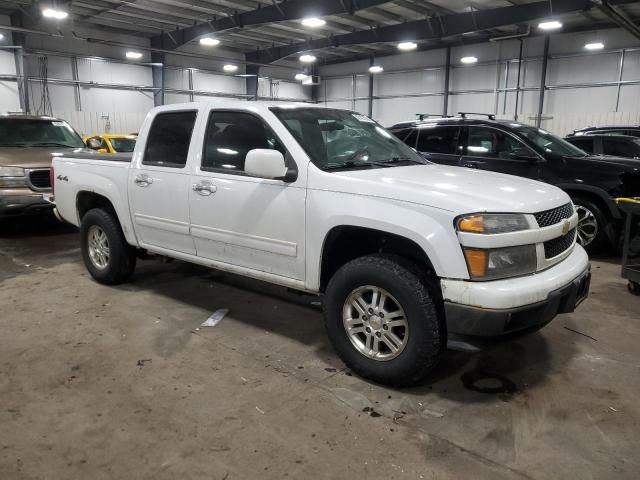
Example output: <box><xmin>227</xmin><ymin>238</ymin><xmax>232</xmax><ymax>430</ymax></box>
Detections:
<box><xmin>568</xmin><ymin>126</ymin><xmax>640</xmax><ymax>138</ymax></box>
<box><xmin>389</xmin><ymin>114</ymin><xmax>640</xmax><ymax>253</ymax></box>
<box><xmin>565</xmin><ymin>134</ymin><xmax>640</xmax><ymax>159</ymax></box>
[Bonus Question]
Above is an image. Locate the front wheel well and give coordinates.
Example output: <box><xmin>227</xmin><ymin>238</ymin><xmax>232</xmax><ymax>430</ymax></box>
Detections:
<box><xmin>565</xmin><ymin>190</ymin><xmax>613</xmax><ymax>219</ymax></box>
<box><xmin>319</xmin><ymin>226</ymin><xmax>437</xmax><ymax>292</ymax></box>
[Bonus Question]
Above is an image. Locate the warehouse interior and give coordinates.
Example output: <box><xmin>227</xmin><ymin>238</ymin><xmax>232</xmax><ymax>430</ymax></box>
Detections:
<box><xmin>1</xmin><ymin>1</ymin><xmax>640</xmax><ymax>479</ymax></box>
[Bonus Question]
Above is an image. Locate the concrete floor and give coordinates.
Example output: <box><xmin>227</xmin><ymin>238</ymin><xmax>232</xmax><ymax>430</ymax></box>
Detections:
<box><xmin>1</xmin><ymin>216</ymin><xmax>639</xmax><ymax>480</ymax></box>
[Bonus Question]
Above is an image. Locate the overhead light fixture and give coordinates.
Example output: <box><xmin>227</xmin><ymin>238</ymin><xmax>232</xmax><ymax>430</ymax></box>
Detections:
<box><xmin>126</xmin><ymin>51</ymin><xmax>143</xmax><ymax>60</ymax></box>
<box><xmin>223</xmin><ymin>64</ymin><xmax>238</xmax><ymax>72</ymax></box>
<box><xmin>301</xmin><ymin>17</ymin><xmax>326</xmax><ymax>28</ymax></box>
<box><xmin>368</xmin><ymin>65</ymin><xmax>383</xmax><ymax>74</ymax></box>
<box><xmin>200</xmin><ymin>37</ymin><xmax>220</xmax><ymax>47</ymax></box>
<box><xmin>295</xmin><ymin>73</ymin><xmax>309</xmax><ymax>81</ymax></box>
<box><xmin>42</xmin><ymin>8</ymin><xmax>68</xmax><ymax>20</ymax></box>
<box><xmin>300</xmin><ymin>54</ymin><xmax>317</xmax><ymax>63</ymax></box>
<box><xmin>538</xmin><ymin>20</ymin><xmax>562</xmax><ymax>31</ymax></box>
<box><xmin>460</xmin><ymin>56</ymin><xmax>478</xmax><ymax>64</ymax></box>
<box><xmin>398</xmin><ymin>41</ymin><xmax>417</xmax><ymax>51</ymax></box>
<box><xmin>0</xmin><ymin>33</ymin><xmax>4</xmax><ymax>41</ymax></box>
<box><xmin>585</xmin><ymin>42</ymin><xmax>604</xmax><ymax>50</ymax></box>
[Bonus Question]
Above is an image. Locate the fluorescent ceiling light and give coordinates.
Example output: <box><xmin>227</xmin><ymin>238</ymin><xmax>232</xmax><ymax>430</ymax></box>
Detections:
<box><xmin>235</xmin><ymin>74</ymin><xmax>257</xmax><ymax>77</ymax></box>
<box><xmin>299</xmin><ymin>54</ymin><xmax>316</xmax><ymax>63</ymax></box>
<box><xmin>585</xmin><ymin>42</ymin><xmax>604</xmax><ymax>50</ymax></box>
<box><xmin>368</xmin><ymin>65</ymin><xmax>383</xmax><ymax>74</ymax></box>
<box><xmin>223</xmin><ymin>64</ymin><xmax>238</xmax><ymax>72</ymax></box>
<box><xmin>460</xmin><ymin>56</ymin><xmax>478</xmax><ymax>64</ymax></box>
<box><xmin>126</xmin><ymin>51</ymin><xmax>143</xmax><ymax>60</ymax></box>
<box><xmin>200</xmin><ymin>37</ymin><xmax>220</xmax><ymax>46</ymax></box>
<box><xmin>42</xmin><ymin>8</ymin><xmax>68</xmax><ymax>19</ymax></box>
<box><xmin>0</xmin><ymin>34</ymin><xmax>4</xmax><ymax>40</ymax></box>
<box><xmin>398</xmin><ymin>41</ymin><xmax>417</xmax><ymax>51</ymax></box>
<box><xmin>538</xmin><ymin>20</ymin><xmax>562</xmax><ymax>31</ymax></box>
<box><xmin>301</xmin><ymin>17</ymin><xmax>326</xmax><ymax>28</ymax></box>
<box><xmin>295</xmin><ymin>73</ymin><xmax>309</xmax><ymax>81</ymax></box>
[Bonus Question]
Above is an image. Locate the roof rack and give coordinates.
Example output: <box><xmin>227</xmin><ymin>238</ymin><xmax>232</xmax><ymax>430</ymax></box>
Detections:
<box><xmin>415</xmin><ymin>113</ymin><xmax>453</xmax><ymax>120</ymax></box>
<box><xmin>457</xmin><ymin>112</ymin><xmax>496</xmax><ymax>120</ymax></box>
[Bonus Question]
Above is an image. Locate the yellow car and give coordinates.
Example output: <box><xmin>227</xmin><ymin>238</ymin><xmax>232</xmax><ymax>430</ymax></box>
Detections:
<box><xmin>84</xmin><ymin>134</ymin><xmax>137</xmax><ymax>154</ymax></box>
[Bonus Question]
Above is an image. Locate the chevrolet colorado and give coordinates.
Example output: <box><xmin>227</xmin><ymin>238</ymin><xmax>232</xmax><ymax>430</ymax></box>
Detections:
<box><xmin>50</xmin><ymin>102</ymin><xmax>591</xmax><ymax>386</ymax></box>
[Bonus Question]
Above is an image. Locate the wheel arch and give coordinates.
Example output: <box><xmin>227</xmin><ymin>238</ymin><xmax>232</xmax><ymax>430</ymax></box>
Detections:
<box><xmin>558</xmin><ymin>184</ymin><xmax>621</xmax><ymax>220</ymax></box>
<box><xmin>76</xmin><ymin>190</ymin><xmax>138</xmax><ymax>245</ymax></box>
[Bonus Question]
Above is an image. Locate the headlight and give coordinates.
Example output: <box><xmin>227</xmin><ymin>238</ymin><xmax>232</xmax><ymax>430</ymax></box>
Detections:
<box><xmin>463</xmin><ymin>245</ymin><xmax>537</xmax><ymax>281</ymax></box>
<box><xmin>0</xmin><ymin>167</ymin><xmax>27</xmax><ymax>188</ymax></box>
<box><xmin>457</xmin><ymin>213</ymin><xmax>529</xmax><ymax>234</ymax></box>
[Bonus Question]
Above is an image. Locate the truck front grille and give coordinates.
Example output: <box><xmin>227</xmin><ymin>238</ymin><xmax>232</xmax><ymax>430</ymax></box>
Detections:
<box><xmin>28</xmin><ymin>169</ymin><xmax>51</xmax><ymax>190</ymax></box>
<box><xmin>534</xmin><ymin>202</ymin><xmax>574</xmax><ymax>227</ymax></box>
<box><xmin>544</xmin><ymin>228</ymin><xmax>576</xmax><ymax>259</ymax></box>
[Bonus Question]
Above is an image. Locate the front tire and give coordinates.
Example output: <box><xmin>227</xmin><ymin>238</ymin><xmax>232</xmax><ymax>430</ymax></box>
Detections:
<box><xmin>572</xmin><ymin>197</ymin><xmax>611</xmax><ymax>254</ymax></box>
<box><xmin>323</xmin><ymin>255</ymin><xmax>444</xmax><ymax>387</ymax></box>
<box><xmin>80</xmin><ymin>208</ymin><xmax>136</xmax><ymax>285</ymax></box>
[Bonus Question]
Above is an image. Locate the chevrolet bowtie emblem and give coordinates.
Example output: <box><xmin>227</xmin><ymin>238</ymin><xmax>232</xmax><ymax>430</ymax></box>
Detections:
<box><xmin>562</xmin><ymin>219</ymin><xmax>571</xmax><ymax>235</ymax></box>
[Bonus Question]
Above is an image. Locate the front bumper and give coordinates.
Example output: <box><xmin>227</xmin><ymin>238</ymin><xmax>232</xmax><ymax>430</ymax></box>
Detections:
<box><xmin>0</xmin><ymin>193</ymin><xmax>53</xmax><ymax>217</ymax></box>
<box><xmin>442</xmin><ymin>246</ymin><xmax>590</xmax><ymax>337</ymax></box>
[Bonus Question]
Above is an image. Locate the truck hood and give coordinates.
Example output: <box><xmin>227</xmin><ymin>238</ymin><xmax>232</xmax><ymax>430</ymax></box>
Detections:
<box><xmin>0</xmin><ymin>147</ymin><xmax>90</xmax><ymax>169</ymax></box>
<box><xmin>317</xmin><ymin>163</ymin><xmax>570</xmax><ymax>215</ymax></box>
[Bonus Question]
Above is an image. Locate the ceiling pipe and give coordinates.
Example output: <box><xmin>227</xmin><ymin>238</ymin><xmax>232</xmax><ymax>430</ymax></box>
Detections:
<box><xmin>0</xmin><ymin>24</ymin><xmax>63</xmax><ymax>38</ymax></box>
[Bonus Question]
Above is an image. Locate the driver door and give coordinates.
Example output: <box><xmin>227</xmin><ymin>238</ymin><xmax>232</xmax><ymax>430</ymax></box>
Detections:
<box><xmin>460</xmin><ymin>126</ymin><xmax>543</xmax><ymax>180</ymax></box>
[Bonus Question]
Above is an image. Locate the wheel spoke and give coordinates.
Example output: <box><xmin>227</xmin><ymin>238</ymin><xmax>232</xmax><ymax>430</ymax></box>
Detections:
<box><xmin>372</xmin><ymin>337</ymin><xmax>380</xmax><ymax>354</ymax></box>
<box><xmin>377</xmin><ymin>292</ymin><xmax>387</xmax><ymax>311</ymax></box>
<box><xmin>370</xmin><ymin>289</ymin><xmax>380</xmax><ymax>309</ymax></box>
<box><xmin>364</xmin><ymin>334</ymin><xmax>373</xmax><ymax>352</ymax></box>
<box><xmin>386</xmin><ymin>319</ymin><xmax>406</xmax><ymax>328</ymax></box>
<box><xmin>381</xmin><ymin>334</ymin><xmax>399</xmax><ymax>353</ymax></box>
<box><xmin>385</xmin><ymin>310</ymin><xmax>404</xmax><ymax>320</ymax></box>
<box><xmin>351</xmin><ymin>299</ymin><xmax>366</xmax><ymax>317</ymax></box>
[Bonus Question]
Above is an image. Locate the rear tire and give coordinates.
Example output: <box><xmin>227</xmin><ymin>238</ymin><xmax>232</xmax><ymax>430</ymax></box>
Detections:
<box><xmin>323</xmin><ymin>254</ymin><xmax>444</xmax><ymax>387</ymax></box>
<box><xmin>572</xmin><ymin>197</ymin><xmax>611</xmax><ymax>254</ymax></box>
<box><xmin>80</xmin><ymin>208</ymin><xmax>136</xmax><ymax>285</ymax></box>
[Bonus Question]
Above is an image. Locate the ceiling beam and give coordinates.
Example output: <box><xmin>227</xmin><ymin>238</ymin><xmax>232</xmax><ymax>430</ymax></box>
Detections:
<box><xmin>150</xmin><ymin>0</ymin><xmax>395</xmax><ymax>50</ymax></box>
<box><xmin>593</xmin><ymin>0</ymin><xmax>640</xmax><ymax>40</ymax></box>
<box><xmin>245</xmin><ymin>0</ymin><xmax>596</xmax><ymax>64</ymax></box>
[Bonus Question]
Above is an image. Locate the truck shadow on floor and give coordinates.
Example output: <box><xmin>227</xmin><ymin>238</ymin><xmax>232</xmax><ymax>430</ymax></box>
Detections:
<box><xmin>117</xmin><ymin>258</ymin><xmax>576</xmax><ymax>399</ymax></box>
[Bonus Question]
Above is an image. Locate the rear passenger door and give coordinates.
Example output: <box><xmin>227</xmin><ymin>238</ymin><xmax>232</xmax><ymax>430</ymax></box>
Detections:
<box><xmin>415</xmin><ymin>125</ymin><xmax>462</xmax><ymax>166</ymax></box>
<box><xmin>460</xmin><ymin>125</ymin><xmax>543</xmax><ymax>179</ymax></box>
<box><xmin>129</xmin><ymin>110</ymin><xmax>198</xmax><ymax>255</ymax></box>
<box><xmin>188</xmin><ymin>109</ymin><xmax>306</xmax><ymax>281</ymax></box>
<box><xmin>602</xmin><ymin>137</ymin><xmax>640</xmax><ymax>159</ymax></box>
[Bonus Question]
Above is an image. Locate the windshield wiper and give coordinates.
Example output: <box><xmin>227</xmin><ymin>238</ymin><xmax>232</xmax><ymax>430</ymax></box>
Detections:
<box><xmin>324</xmin><ymin>160</ymin><xmax>393</xmax><ymax>171</ymax></box>
<box><xmin>382</xmin><ymin>156</ymin><xmax>427</xmax><ymax>165</ymax></box>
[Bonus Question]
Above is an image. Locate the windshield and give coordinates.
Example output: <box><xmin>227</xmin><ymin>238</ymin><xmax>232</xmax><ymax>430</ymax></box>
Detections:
<box><xmin>270</xmin><ymin>107</ymin><xmax>427</xmax><ymax>170</ymax></box>
<box><xmin>514</xmin><ymin>124</ymin><xmax>587</xmax><ymax>157</ymax></box>
<box><xmin>109</xmin><ymin>137</ymin><xmax>136</xmax><ymax>153</ymax></box>
<box><xmin>0</xmin><ymin>119</ymin><xmax>85</xmax><ymax>148</ymax></box>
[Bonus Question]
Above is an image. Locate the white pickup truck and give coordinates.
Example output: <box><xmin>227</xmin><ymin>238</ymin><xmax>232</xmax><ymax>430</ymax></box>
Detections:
<box><xmin>51</xmin><ymin>102</ymin><xmax>590</xmax><ymax>386</ymax></box>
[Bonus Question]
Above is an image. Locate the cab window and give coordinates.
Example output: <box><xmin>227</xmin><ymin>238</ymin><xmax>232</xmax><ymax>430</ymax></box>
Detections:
<box><xmin>466</xmin><ymin>126</ymin><xmax>533</xmax><ymax>159</ymax></box>
<box><xmin>603</xmin><ymin>137</ymin><xmax>640</xmax><ymax>158</ymax></box>
<box><xmin>567</xmin><ymin>137</ymin><xmax>594</xmax><ymax>154</ymax></box>
<box><xmin>202</xmin><ymin>111</ymin><xmax>285</xmax><ymax>174</ymax></box>
<box><xmin>143</xmin><ymin>111</ymin><xmax>197</xmax><ymax>168</ymax></box>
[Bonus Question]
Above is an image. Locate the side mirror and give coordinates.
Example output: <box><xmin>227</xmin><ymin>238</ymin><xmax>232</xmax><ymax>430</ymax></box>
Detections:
<box><xmin>245</xmin><ymin>149</ymin><xmax>289</xmax><ymax>180</ymax></box>
<box><xmin>87</xmin><ymin>138</ymin><xmax>102</xmax><ymax>149</ymax></box>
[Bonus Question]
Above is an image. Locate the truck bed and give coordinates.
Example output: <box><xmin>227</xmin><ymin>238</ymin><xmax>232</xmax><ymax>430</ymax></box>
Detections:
<box><xmin>60</xmin><ymin>152</ymin><xmax>132</xmax><ymax>163</ymax></box>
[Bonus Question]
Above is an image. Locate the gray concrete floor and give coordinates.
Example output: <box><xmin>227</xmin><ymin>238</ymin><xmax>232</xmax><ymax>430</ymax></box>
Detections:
<box><xmin>1</xmin><ymin>216</ymin><xmax>639</xmax><ymax>480</ymax></box>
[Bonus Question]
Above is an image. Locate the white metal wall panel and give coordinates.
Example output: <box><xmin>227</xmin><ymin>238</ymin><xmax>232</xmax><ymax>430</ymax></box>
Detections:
<box><xmin>618</xmin><ymin>85</ymin><xmax>640</xmax><ymax>112</ymax></box>
<box><xmin>164</xmin><ymin>68</ymin><xmax>190</xmax><ymax>91</ymax></box>
<box><xmin>164</xmin><ymin>92</ymin><xmax>191</xmax><ymax>104</ymax></box>
<box><xmin>374</xmin><ymin>69</ymin><xmax>444</xmax><ymax>96</ymax></box>
<box><xmin>274</xmin><ymin>80</ymin><xmax>310</xmax><ymax>100</ymax></box>
<box><xmin>545</xmin><ymin>86</ymin><xmax>618</xmax><ymax>113</ymax></box>
<box><xmin>54</xmin><ymin>111</ymin><xmax>146</xmax><ymax>136</ymax></box>
<box><xmin>621</xmin><ymin>51</ymin><xmax>640</xmax><ymax>81</ymax></box>
<box><xmin>0</xmin><ymin>50</ymin><xmax>19</xmax><ymax>111</ymax></box>
<box><xmin>448</xmin><ymin>93</ymin><xmax>495</xmax><ymax>116</ymax></box>
<box><xmin>323</xmin><ymin>77</ymin><xmax>353</xmax><ymax>100</ymax></box>
<box><xmin>373</xmin><ymin>96</ymin><xmax>443</xmax><ymax>127</ymax></box>
<box><xmin>547</xmin><ymin>53</ymin><xmax>621</xmax><ymax>85</ymax></box>
<box><xmin>193</xmin><ymin>70</ymin><xmax>244</xmax><ymax>95</ymax></box>
<box><xmin>451</xmin><ymin>64</ymin><xmax>495</xmax><ymax>92</ymax></box>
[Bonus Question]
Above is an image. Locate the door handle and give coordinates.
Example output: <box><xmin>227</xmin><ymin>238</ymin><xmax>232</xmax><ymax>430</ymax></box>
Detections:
<box><xmin>463</xmin><ymin>162</ymin><xmax>479</xmax><ymax>169</ymax></box>
<box><xmin>192</xmin><ymin>181</ymin><xmax>217</xmax><ymax>196</ymax></box>
<box><xmin>134</xmin><ymin>174</ymin><xmax>153</xmax><ymax>187</ymax></box>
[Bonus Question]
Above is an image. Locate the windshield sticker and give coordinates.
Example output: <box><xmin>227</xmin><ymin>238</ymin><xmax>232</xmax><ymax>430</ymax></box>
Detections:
<box><xmin>352</xmin><ymin>114</ymin><xmax>375</xmax><ymax>123</ymax></box>
<box><xmin>52</xmin><ymin>121</ymin><xmax>65</xmax><ymax>127</ymax></box>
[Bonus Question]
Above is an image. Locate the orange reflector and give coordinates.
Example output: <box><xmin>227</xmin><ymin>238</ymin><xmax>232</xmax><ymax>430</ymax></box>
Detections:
<box><xmin>458</xmin><ymin>215</ymin><xmax>484</xmax><ymax>233</ymax></box>
<box><xmin>463</xmin><ymin>248</ymin><xmax>488</xmax><ymax>278</ymax></box>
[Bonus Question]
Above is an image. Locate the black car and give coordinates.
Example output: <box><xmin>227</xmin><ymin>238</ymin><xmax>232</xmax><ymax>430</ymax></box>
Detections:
<box><xmin>565</xmin><ymin>134</ymin><xmax>640</xmax><ymax>159</ymax></box>
<box><xmin>389</xmin><ymin>114</ymin><xmax>640</xmax><ymax>253</ymax></box>
<box><xmin>568</xmin><ymin>125</ymin><xmax>640</xmax><ymax>138</ymax></box>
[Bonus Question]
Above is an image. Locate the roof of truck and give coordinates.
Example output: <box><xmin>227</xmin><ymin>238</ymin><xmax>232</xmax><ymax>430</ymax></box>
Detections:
<box><xmin>150</xmin><ymin>100</ymin><xmax>329</xmax><ymax>114</ymax></box>
<box><xmin>0</xmin><ymin>113</ymin><xmax>64</xmax><ymax>121</ymax></box>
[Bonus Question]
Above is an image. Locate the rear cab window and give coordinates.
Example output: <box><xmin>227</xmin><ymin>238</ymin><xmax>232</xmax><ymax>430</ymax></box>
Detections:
<box><xmin>142</xmin><ymin>111</ymin><xmax>197</xmax><ymax>168</ymax></box>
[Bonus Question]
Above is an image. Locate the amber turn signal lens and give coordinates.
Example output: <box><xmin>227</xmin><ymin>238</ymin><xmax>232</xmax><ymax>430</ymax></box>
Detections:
<box><xmin>463</xmin><ymin>248</ymin><xmax>488</xmax><ymax>278</ymax></box>
<box><xmin>458</xmin><ymin>215</ymin><xmax>484</xmax><ymax>233</ymax></box>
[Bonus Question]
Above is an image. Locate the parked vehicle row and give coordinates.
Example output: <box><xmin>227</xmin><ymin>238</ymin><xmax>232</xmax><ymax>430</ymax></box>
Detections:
<box><xmin>389</xmin><ymin>115</ymin><xmax>640</xmax><ymax>253</ymax></box>
<box><xmin>49</xmin><ymin>102</ymin><xmax>591</xmax><ymax>386</ymax></box>
<box><xmin>0</xmin><ymin>113</ymin><xmax>136</xmax><ymax>219</ymax></box>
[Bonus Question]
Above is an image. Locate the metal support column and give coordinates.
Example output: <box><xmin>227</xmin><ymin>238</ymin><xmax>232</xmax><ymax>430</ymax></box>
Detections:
<box><xmin>514</xmin><ymin>39</ymin><xmax>523</xmax><ymax>121</ymax></box>
<box><xmin>443</xmin><ymin>46</ymin><xmax>451</xmax><ymax>116</ymax></box>
<box><xmin>246</xmin><ymin>64</ymin><xmax>260</xmax><ymax>100</ymax></box>
<box><xmin>615</xmin><ymin>49</ymin><xmax>626</xmax><ymax>112</ymax></box>
<box><xmin>10</xmin><ymin>12</ymin><xmax>29</xmax><ymax>113</ymax></box>
<box><xmin>188</xmin><ymin>68</ymin><xmax>194</xmax><ymax>102</ymax></box>
<box><xmin>536</xmin><ymin>35</ymin><xmax>550</xmax><ymax>128</ymax></box>
<box><xmin>71</xmin><ymin>56</ymin><xmax>82</xmax><ymax>111</ymax></box>
<box><xmin>368</xmin><ymin>57</ymin><xmax>374</xmax><ymax>117</ymax></box>
<box><xmin>151</xmin><ymin>52</ymin><xmax>165</xmax><ymax>106</ymax></box>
